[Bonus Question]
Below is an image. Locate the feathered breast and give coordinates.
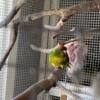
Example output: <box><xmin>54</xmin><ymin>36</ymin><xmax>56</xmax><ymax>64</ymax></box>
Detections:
<box><xmin>49</xmin><ymin>49</ymin><xmax>69</xmax><ymax>69</ymax></box>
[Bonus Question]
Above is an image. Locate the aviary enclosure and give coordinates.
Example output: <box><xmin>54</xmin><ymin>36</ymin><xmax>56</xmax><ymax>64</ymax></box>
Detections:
<box><xmin>0</xmin><ymin>0</ymin><xmax>100</xmax><ymax>100</ymax></box>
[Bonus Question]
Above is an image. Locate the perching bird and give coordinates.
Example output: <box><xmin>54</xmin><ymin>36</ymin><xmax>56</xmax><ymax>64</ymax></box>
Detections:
<box><xmin>30</xmin><ymin>37</ymin><xmax>84</xmax><ymax>71</ymax></box>
<box><xmin>30</xmin><ymin>38</ymin><xmax>81</xmax><ymax>70</ymax></box>
<box><xmin>30</xmin><ymin>43</ymin><xmax>70</xmax><ymax>69</ymax></box>
<box><xmin>48</xmin><ymin>43</ymin><xmax>70</xmax><ymax>69</ymax></box>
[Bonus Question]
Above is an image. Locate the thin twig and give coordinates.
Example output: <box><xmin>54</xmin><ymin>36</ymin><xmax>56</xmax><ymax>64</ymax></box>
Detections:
<box><xmin>57</xmin><ymin>28</ymin><xmax>100</xmax><ymax>38</ymax></box>
<box><xmin>0</xmin><ymin>0</ymin><xmax>100</xmax><ymax>28</ymax></box>
<box><xmin>30</xmin><ymin>38</ymin><xmax>79</xmax><ymax>54</ymax></box>
<box><xmin>30</xmin><ymin>44</ymin><xmax>53</xmax><ymax>54</ymax></box>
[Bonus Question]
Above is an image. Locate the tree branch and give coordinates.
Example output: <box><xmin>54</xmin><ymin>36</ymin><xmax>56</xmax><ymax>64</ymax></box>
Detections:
<box><xmin>12</xmin><ymin>0</ymin><xmax>100</xmax><ymax>25</ymax></box>
<box><xmin>13</xmin><ymin>68</ymin><xmax>84</xmax><ymax>100</ymax></box>
<box><xmin>30</xmin><ymin>38</ymin><xmax>80</xmax><ymax>54</ymax></box>
<box><xmin>0</xmin><ymin>22</ymin><xmax>19</xmax><ymax>70</ymax></box>
<box><xmin>0</xmin><ymin>0</ymin><xmax>27</xmax><ymax>70</ymax></box>
<box><xmin>0</xmin><ymin>0</ymin><xmax>100</xmax><ymax>28</ymax></box>
<box><xmin>0</xmin><ymin>0</ymin><xmax>26</xmax><ymax>28</ymax></box>
<box><xmin>13</xmin><ymin>69</ymin><xmax>64</xmax><ymax>100</ymax></box>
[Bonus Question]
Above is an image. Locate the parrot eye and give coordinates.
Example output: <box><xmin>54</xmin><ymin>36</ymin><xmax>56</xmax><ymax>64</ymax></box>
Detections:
<box><xmin>63</xmin><ymin>47</ymin><xmax>67</xmax><ymax>50</ymax></box>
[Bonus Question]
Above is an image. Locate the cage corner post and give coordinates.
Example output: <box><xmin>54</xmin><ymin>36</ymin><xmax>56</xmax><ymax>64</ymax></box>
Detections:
<box><xmin>45</xmin><ymin>0</ymin><xmax>60</xmax><ymax>100</ymax></box>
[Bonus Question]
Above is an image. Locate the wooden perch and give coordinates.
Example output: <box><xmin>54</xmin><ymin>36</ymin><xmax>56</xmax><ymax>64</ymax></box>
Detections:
<box><xmin>51</xmin><ymin>0</ymin><xmax>100</xmax><ymax>38</ymax></box>
<box><xmin>30</xmin><ymin>37</ymin><xmax>80</xmax><ymax>54</ymax></box>
<box><xmin>13</xmin><ymin>69</ymin><xmax>64</xmax><ymax>100</ymax></box>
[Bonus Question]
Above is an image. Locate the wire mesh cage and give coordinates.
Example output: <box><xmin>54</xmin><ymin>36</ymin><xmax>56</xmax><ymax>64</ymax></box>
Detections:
<box><xmin>48</xmin><ymin>0</ymin><xmax>100</xmax><ymax>100</ymax></box>
<box><xmin>0</xmin><ymin>0</ymin><xmax>100</xmax><ymax>100</ymax></box>
<box><xmin>58</xmin><ymin>0</ymin><xmax>100</xmax><ymax>86</ymax></box>
<box><xmin>13</xmin><ymin>0</ymin><xmax>44</xmax><ymax>97</ymax></box>
<box><xmin>1</xmin><ymin>0</ymin><xmax>44</xmax><ymax>99</ymax></box>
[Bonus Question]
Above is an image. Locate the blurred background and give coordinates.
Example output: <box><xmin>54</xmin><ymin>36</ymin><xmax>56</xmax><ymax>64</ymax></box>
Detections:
<box><xmin>0</xmin><ymin>0</ymin><xmax>100</xmax><ymax>100</ymax></box>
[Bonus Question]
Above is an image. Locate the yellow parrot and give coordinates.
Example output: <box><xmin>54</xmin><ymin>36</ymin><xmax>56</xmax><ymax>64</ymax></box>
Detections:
<box><xmin>49</xmin><ymin>43</ymin><xmax>70</xmax><ymax>69</ymax></box>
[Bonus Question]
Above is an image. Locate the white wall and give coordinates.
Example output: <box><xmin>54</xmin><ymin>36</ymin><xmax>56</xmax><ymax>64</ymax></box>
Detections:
<box><xmin>0</xmin><ymin>0</ymin><xmax>13</xmax><ymax>100</ymax></box>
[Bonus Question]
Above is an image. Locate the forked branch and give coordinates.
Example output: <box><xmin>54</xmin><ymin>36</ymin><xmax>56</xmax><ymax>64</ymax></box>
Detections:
<box><xmin>0</xmin><ymin>0</ymin><xmax>26</xmax><ymax>28</ymax></box>
<box><xmin>0</xmin><ymin>0</ymin><xmax>100</xmax><ymax>70</ymax></box>
<box><xmin>13</xmin><ymin>0</ymin><xmax>100</xmax><ymax>25</ymax></box>
<box><xmin>0</xmin><ymin>0</ymin><xmax>99</xmax><ymax>99</ymax></box>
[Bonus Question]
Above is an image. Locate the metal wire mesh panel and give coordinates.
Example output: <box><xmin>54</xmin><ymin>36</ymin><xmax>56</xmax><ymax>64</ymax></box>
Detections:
<box><xmin>49</xmin><ymin>0</ymin><xmax>100</xmax><ymax>100</ymax></box>
<box><xmin>13</xmin><ymin>0</ymin><xmax>44</xmax><ymax>98</ymax></box>
<box><xmin>57</xmin><ymin>0</ymin><xmax>100</xmax><ymax>86</ymax></box>
<box><xmin>58</xmin><ymin>34</ymin><xmax>100</xmax><ymax>86</ymax></box>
